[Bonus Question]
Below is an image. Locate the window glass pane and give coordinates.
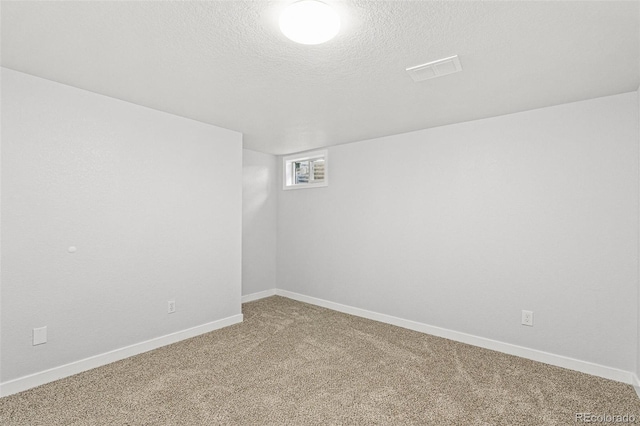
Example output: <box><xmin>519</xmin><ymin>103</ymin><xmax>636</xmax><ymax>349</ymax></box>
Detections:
<box><xmin>312</xmin><ymin>159</ymin><xmax>325</xmax><ymax>181</ymax></box>
<box><xmin>294</xmin><ymin>161</ymin><xmax>310</xmax><ymax>184</ymax></box>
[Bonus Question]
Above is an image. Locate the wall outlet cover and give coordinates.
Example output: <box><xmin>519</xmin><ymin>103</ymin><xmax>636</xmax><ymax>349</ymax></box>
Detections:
<box><xmin>521</xmin><ymin>310</ymin><xmax>534</xmax><ymax>327</ymax></box>
<box><xmin>33</xmin><ymin>326</ymin><xmax>47</xmax><ymax>345</ymax></box>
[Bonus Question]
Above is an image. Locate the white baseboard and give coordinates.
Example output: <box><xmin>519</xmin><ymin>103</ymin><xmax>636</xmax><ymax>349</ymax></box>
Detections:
<box><xmin>632</xmin><ymin>374</ymin><xmax>640</xmax><ymax>399</ymax></box>
<box><xmin>0</xmin><ymin>314</ymin><xmax>243</xmax><ymax>398</ymax></box>
<box><xmin>275</xmin><ymin>289</ymin><xmax>635</xmax><ymax>386</ymax></box>
<box><xmin>242</xmin><ymin>288</ymin><xmax>276</xmax><ymax>303</ymax></box>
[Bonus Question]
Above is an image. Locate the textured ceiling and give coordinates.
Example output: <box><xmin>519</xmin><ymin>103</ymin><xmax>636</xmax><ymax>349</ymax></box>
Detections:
<box><xmin>2</xmin><ymin>1</ymin><xmax>639</xmax><ymax>155</ymax></box>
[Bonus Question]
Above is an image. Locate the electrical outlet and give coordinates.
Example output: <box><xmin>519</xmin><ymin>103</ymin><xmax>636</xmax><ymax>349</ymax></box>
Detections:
<box><xmin>168</xmin><ymin>300</ymin><xmax>176</xmax><ymax>314</ymax></box>
<box><xmin>33</xmin><ymin>326</ymin><xmax>47</xmax><ymax>345</ymax></box>
<box><xmin>521</xmin><ymin>310</ymin><xmax>533</xmax><ymax>326</ymax></box>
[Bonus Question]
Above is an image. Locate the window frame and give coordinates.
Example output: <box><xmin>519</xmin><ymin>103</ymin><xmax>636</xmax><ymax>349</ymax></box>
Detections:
<box><xmin>282</xmin><ymin>149</ymin><xmax>329</xmax><ymax>190</ymax></box>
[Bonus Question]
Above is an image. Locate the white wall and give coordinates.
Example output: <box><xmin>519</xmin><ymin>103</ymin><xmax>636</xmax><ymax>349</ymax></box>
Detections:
<box><xmin>278</xmin><ymin>92</ymin><xmax>639</xmax><ymax>373</ymax></box>
<box><xmin>242</xmin><ymin>149</ymin><xmax>277</xmax><ymax>296</ymax></box>
<box><xmin>1</xmin><ymin>68</ymin><xmax>242</xmax><ymax>383</ymax></box>
<box><xmin>637</xmin><ymin>84</ymin><xmax>640</xmax><ymax>384</ymax></box>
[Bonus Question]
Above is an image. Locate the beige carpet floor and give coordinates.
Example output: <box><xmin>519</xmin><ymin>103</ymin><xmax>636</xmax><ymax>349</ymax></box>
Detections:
<box><xmin>0</xmin><ymin>295</ymin><xmax>639</xmax><ymax>425</ymax></box>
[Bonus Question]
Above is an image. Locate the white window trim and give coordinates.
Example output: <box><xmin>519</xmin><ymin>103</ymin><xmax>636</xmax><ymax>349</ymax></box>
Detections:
<box><xmin>282</xmin><ymin>149</ymin><xmax>329</xmax><ymax>190</ymax></box>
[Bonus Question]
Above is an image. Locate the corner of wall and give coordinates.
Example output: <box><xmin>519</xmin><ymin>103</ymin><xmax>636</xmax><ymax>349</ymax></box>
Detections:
<box><xmin>637</xmin><ymin>83</ymin><xmax>640</xmax><ymax>386</ymax></box>
<box><xmin>241</xmin><ymin>149</ymin><xmax>279</xmax><ymax>297</ymax></box>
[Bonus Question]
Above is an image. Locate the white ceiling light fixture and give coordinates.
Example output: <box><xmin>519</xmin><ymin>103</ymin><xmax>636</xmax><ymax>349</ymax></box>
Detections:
<box><xmin>279</xmin><ymin>0</ymin><xmax>340</xmax><ymax>45</ymax></box>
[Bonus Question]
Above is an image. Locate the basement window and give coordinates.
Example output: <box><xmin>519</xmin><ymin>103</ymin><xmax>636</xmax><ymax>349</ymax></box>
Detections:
<box><xmin>283</xmin><ymin>150</ymin><xmax>328</xmax><ymax>190</ymax></box>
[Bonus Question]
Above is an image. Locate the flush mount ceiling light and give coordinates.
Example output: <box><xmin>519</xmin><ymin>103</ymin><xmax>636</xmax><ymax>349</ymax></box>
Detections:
<box><xmin>279</xmin><ymin>0</ymin><xmax>340</xmax><ymax>45</ymax></box>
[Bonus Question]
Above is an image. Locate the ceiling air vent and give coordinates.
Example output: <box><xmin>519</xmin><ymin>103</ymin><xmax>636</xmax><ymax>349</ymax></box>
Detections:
<box><xmin>406</xmin><ymin>55</ymin><xmax>462</xmax><ymax>82</ymax></box>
